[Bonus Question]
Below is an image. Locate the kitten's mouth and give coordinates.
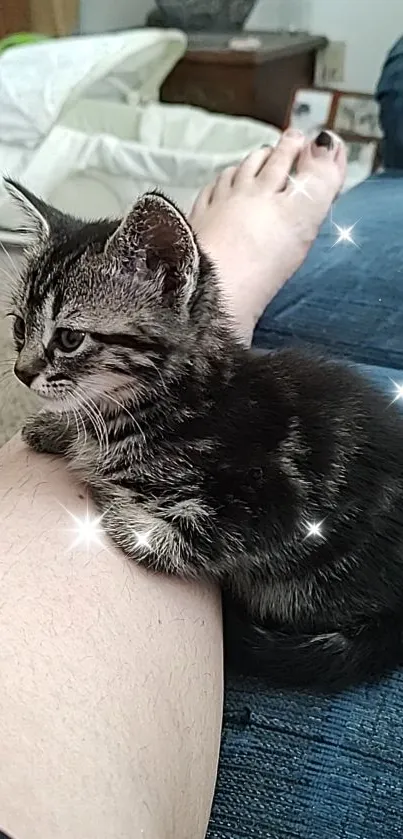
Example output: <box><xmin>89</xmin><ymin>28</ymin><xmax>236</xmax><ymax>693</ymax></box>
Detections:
<box><xmin>26</xmin><ymin>374</ymin><xmax>137</xmax><ymax>414</ymax></box>
<box><xmin>29</xmin><ymin>380</ymin><xmax>78</xmax><ymax>411</ymax></box>
<box><xmin>35</xmin><ymin>391</ymin><xmax>71</xmax><ymax>412</ymax></box>
<box><xmin>40</xmin><ymin>386</ymin><xmax>105</xmax><ymax>415</ymax></box>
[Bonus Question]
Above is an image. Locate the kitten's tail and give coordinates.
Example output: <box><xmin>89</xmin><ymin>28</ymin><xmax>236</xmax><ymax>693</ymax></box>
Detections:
<box><xmin>224</xmin><ymin>601</ymin><xmax>403</xmax><ymax>690</ymax></box>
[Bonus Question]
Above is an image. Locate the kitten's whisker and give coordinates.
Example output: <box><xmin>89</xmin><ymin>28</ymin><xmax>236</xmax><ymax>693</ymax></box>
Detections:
<box><xmin>87</xmin><ymin>384</ymin><xmax>147</xmax><ymax>448</ymax></box>
<box><xmin>70</xmin><ymin>405</ymin><xmax>81</xmax><ymax>445</ymax></box>
<box><xmin>62</xmin><ymin>403</ymin><xmax>72</xmax><ymax>438</ymax></box>
<box><xmin>76</xmin><ymin>395</ymin><xmax>103</xmax><ymax>455</ymax></box>
<box><xmin>0</xmin><ymin>241</ymin><xmax>20</xmax><ymax>282</ymax></box>
<box><xmin>55</xmin><ymin>398</ymin><xmax>76</xmax><ymax>446</ymax></box>
<box><xmin>75</xmin><ymin>385</ymin><xmax>109</xmax><ymax>458</ymax></box>
<box><xmin>67</xmin><ymin>399</ymin><xmax>86</xmax><ymax>456</ymax></box>
<box><xmin>0</xmin><ymin>372</ymin><xmax>15</xmax><ymax>402</ymax></box>
<box><xmin>77</xmin><ymin>407</ymin><xmax>90</xmax><ymax>457</ymax></box>
<box><xmin>70</xmin><ymin>392</ymin><xmax>88</xmax><ymax>454</ymax></box>
<box><xmin>0</xmin><ymin>265</ymin><xmax>17</xmax><ymax>287</ymax></box>
<box><xmin>0</xmin><ymin>299</ymin><xmax>15</xmax><ymax>317</ymax></box>
<box><xmin>83</xmin><ymin>391</ymin><xmax>109</xmax><ymax>459</ymax></box>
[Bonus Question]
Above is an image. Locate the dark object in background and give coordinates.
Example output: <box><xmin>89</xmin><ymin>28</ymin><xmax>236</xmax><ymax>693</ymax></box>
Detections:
<box><xmin>148</xmin><ymin>0</ymin><xmax>256</xmax><ymax>31</ymax></box>
<box><xmin>160</xmin><ymin>32</ymin><xmax>327</xmax><ymax>129</ymax></box>
<box><xmin>376</xmin><ymin>35</ymin><xmax>403</xmax><ymax>169</ymax></box>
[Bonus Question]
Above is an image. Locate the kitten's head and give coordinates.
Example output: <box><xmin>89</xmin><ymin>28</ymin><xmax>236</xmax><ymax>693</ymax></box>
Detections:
<box><xmin>6</xmin><ymin>181</ymin><xmax>220</xmax><ymax>412</ymax></box>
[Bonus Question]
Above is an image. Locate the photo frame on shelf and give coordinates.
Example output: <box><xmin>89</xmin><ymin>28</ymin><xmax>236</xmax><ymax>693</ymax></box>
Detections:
<box><xmin>285</xmin><ymin>86</ymin><xmax>382</xmax><ymax>180</ymax></box>
<box><xmin>344</xmin><ymin>138</ymin><xmax>378</xmax><ymax>167</ymax></box>
<box><xmin>334</xmin><ymin>94</ymin><xmax>382</xmax><ymax>139</ymax></box>
<box><xmin>288</xmin><ymin>88</ymin><xmax>334</xmax><ymax>140</ymax></box>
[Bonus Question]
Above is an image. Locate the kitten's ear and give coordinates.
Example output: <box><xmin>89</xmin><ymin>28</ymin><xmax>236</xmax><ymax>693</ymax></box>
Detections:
<box><xmin>4</xmin><ymin>178</ymin><xmax>54</xmax><ymax>241</ymax></box>
<box><xmin>105</xmin><ymin>192</ymin><xmax>199</xmax><ymax>305</ymax></box>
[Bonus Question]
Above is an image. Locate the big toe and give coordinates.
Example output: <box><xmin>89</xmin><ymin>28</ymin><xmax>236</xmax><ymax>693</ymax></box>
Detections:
<box><xmin>286</xmin><ymin>130</ymin><xmax>347</xmax><ymax>211</ymax></box>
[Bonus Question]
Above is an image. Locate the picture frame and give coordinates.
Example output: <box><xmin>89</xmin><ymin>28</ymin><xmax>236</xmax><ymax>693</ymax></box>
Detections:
<box><xmin>345</xmin><ymin>139</ymin><xmax>377</xmax><ymax>168</ymax></box>
<box><xmin>288</xmin><ymin>88</ymin><xmax>334</xmax><ymax>140</ymax></box>
<box><xmin>334</xmin><ymin>94</ymin><xmax>382</xmax><ymax>139</ymax></box>
<box><xmin>285</xmin><ymin>86</ymin><xmax>382</xmax><ymax>180</ymax></box>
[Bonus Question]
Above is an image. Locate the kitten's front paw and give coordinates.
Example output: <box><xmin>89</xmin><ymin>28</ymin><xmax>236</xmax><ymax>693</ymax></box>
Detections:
<box><xmin>97</xmin><ymin>503</ymin><xmax>163</xmax><ymax>570</ymax></box>
<box><xmin>91</xmin><ymin>486</ymin><xmax>192</xmax><ymax>576</ymax></box>
<box><xmin>22</xmin><ymin>412</ymin><xmax>70</xmax><ymax>456</ymax></box>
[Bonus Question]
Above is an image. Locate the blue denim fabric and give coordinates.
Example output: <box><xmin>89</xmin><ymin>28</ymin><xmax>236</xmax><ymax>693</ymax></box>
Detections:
<box><xmin>377</xmin><ymin>36</ymin><xmax>403</xmax><ymax>169</ymax></box>
<box><xmin>209</xmin><ymin>668</ymin><xmax>403</xmax><ymax>839</ymax></box>
<box><xmin>207</xmin><ymin>160</ymin><xmax>403</xmax><ymax>836</ymax></box>
<box><xmin>253</xmin><ymin>172</ymin><xmax>403</xmax><ymax>371</ymax></box>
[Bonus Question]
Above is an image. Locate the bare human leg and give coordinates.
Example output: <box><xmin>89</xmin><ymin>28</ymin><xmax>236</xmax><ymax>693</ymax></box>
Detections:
<box><xmin>0</xmin><ymin>434</ymin><xmax>223</xmax><ymax>839</ymax></box>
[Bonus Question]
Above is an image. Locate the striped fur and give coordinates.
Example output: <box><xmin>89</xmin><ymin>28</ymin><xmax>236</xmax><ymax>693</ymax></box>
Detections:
<box><xmin>8</xmin><ymin>182</ymin><xmax>403</xmax><ymax>690</ymax></box>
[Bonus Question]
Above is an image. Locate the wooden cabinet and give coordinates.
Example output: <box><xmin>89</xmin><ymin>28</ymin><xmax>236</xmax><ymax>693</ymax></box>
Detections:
<box><xmin>161</xmin><ymin>32</ymin><xmax>328</xmax><ymax>129</ymax></box>
<box><xmin>0</xmin><ymin>1</ymin><xmax>78</xmax><ymax>38</ymax></box>
<box><xmin>0</xmin><ymin>1</ymin><xmax>32</xmax><ymax>37</ymax></box>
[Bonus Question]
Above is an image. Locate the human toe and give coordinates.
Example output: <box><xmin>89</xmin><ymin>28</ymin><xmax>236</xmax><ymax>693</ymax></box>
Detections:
<box><xmin>255</xmin><ymin>129</ymin><xmax>306</xmax><ymax>190</ymax></box>
<box><xmin>232</xmin><ymin>146</ymin><xmax>273</xmax><ymax>185</ymax></box>
<box><xmin>292</xmin><ymin>130</ymin><xmax>347</xmax><ymax>197</ymax></box>
<box><xmin>189</xmin><ymin>182</ymin><xmax>215</xmax><ymax>219</ymax></box>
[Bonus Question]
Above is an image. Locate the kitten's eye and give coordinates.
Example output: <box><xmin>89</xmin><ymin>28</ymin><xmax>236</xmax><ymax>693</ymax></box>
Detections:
<box><xmin>13</xmin><ymin>316</ymin><xmax>25</xmax><ymax>343</ymax></box>
<box><xmin>53</xmin><ymin>328</ymin><xmax>85</xmax><ymax>353</ymax></box>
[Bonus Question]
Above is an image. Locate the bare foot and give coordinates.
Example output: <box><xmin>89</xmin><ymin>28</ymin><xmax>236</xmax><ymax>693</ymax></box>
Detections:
<box><xmin>189</xmin><ymin>129</ymin><xmax>347</xmax><ymax>344</ymax></box>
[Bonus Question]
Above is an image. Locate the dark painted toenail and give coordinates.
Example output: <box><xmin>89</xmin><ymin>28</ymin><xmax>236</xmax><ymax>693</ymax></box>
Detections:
<box><xmin>314</xmin><ymin>130</ymin><xmax>334</xmax><ymax>150</ymax></box>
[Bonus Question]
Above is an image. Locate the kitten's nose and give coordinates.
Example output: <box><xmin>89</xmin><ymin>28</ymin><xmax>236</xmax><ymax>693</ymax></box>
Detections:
<box><xmin>14</xmin><ymin>363</ymin><xmax>40</xmax><ymax>388</ymax></box>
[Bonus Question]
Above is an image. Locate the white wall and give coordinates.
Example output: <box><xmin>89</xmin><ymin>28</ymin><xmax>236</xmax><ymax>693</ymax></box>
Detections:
<box><xmin>81</xmin><ymin>0</ymin><xmax>403</xmax><ymax>93</ymax></box>
<box><xmin>248</xmin><ymin>0</ymin><xmax>403</xmax><ymax>93</ymax></box>
<box><xmin>310</xmin><ymin>0</ymin><xmax>403</xmax><ymax>92</ymax></box>
<box><xmin>80</xmin><ymin>0</ymin><xmax>153</xmax><ymax>33</ymax></box>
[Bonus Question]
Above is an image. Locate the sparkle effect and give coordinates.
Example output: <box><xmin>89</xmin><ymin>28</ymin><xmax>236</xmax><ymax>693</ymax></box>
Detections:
<box><xmin>61</xmin><ymin>502</ymin><xmax>106</xmax><ymax>551</ymax></box>
<box><xmin>332</xmin><ymin>222</ymin><xmax>359</xmax><ymax>248</ymax></box>
<box><xmin>287</xmin><ymin>174</ymin><xmax>313</xmax><ymax>200</ymax></box>
<box><xmin>132</xmin><ymin>528</ymin><xmax>154</xmax><ymax>551</ymax></box>
<box><xmin>303</xmin><ymin>520</ymin><xmax>325</xmax><ymax>540</ymax></box>
<box><xmin>391</xmin><ymin>380</ymin><xmax>403</xmax><ymax>404</ymax></box>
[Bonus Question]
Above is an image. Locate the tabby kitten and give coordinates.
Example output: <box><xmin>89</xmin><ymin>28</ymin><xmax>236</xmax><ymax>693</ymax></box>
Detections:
<box><xmin>7</xmin><ymin>179</ymin><xmax>403</xmax><ymax>690</ymax></box>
